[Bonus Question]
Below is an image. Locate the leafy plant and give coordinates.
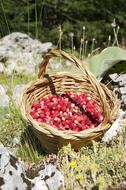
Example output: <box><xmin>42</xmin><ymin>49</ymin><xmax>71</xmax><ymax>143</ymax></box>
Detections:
<box><xmin>58</xmin><ymin>140</ymin><xmax>126</xmax><ymax>190</ymax></box>
<box><xmin>86</xmin><ymin>47</ymin><xmax>126</xmax><ymax>80</ymax></box>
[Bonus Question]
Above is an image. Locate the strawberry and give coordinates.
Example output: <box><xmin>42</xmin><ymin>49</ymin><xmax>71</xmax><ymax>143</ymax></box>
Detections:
<box><xmin>30</xmin><ymin>92</ymin><xmax>104</xmax><ymax>132</ymax></box>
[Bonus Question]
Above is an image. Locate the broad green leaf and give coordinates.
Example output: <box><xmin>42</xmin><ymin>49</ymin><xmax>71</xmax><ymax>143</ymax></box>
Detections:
<box><xmin>86</xmin><ymin>47</ymin><xmax>126</xmax><ymax>80</ymax></box>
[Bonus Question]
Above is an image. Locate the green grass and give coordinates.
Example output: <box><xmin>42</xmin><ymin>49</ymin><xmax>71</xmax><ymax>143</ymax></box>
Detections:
<box><xmin>0</xmin><ymin>72</ymin><xmax>126</xmax><ymax>189</ymax></box>
<box><xmin>58</xmin><ymin>141</ymin><xmax>126</xmax><ymax>190</ymax></box>
<box><xmin>0</xmin><ymin>73</ymin><xmax>36</xmax><ymax>146</ymax></box>
<box><xmin>0</xmin><ymin>72</ymin><xmax>37</xmax><ymax>88</ymax></box>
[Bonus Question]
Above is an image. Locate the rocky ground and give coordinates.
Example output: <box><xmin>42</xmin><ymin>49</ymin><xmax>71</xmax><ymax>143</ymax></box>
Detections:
<box><xmin>0</xmin><ymin>145</ymin><xmax>64</xmax><ymax>190</ymax></box>
<box><xmin>0</xmin><ymin>32</ymin><xmax>52</xmax><ymax>75</ymax></box>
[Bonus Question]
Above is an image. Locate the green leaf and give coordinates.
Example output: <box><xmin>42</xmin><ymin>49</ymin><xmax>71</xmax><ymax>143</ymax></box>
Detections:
<box><xmin>86</xmin><ymin>47</ymin><xmax>126</xmax><ymax>80</ymax></box>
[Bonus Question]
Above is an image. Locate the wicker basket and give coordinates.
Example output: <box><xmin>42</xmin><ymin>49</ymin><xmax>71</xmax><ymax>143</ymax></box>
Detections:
<box><xmin>20</xmin><ymin>50</ymin><xmax>120</xmax><ymax>153</ymax></box>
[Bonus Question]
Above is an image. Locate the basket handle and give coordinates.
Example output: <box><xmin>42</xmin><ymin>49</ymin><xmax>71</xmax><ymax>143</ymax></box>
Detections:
<box><xmin>38</xmin><ymin>49</ymin><xmax>91</xmax><ymax>79</ymax></box>
<box><xmin>38</xmin><ymin>50</ymin><xmax>111</xmax><ymax>121</ymax></box>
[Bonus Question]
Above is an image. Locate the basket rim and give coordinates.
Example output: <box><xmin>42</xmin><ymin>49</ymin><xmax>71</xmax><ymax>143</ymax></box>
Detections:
<box><xmin>27</xmin><ymin>114</ymin><xmax>111</xmax><ymax>139</ymax></box>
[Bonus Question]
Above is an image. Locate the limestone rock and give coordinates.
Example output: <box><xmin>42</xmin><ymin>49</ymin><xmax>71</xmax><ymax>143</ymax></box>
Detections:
<box><xmin>102</xmin><ymin>110</ymin><xmax>126</xmax><ymax>143</ymax></box>
<box><xmin>0</xmin><ymin>144</ymin><xmax>27</xmax><ymax>190</ymax></box>
<box><xmin>109</xmin><ymin>73</ymin><xmax>126</xmax><ymax>110</ymax></box>
<box><xmin>12</xmin><ymin>84</ymin><xmax>26</xmax><ymax>104</ymax></box>
<box><xmin>109</xmin><ymin>73</ymin><xmax>119</xmax><ymax>82</ymax></box>
<box><xmin>0</xmin><ymin>63</ymin><xmax>4</xmax><ymax>73</ymax></box>
<box><xmin>0</xmin><ymin>85</ymin><xmax>9</xmax><ymax>107</ymax></box>
<box><xmin>39</xmin><ymin>163</ymin><xmax>64</xmax><ymax>190</ymax></box>
<box><xmin>0</xmin><ymin>32</ymin><xmax>52</xmax><ymax>75</ymax></box>
<box><xmin>0</xmin><ymin>145</ymin><xmax>64</xmax><ymax>190</ymax></box>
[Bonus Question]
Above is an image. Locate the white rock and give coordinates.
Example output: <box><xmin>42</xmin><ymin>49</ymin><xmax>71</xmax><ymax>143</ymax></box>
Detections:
<box><xmin>0</xmin><ymin>32</ymin><xmax>52</xmax><ymax>75</ymax></box>
<box><xmin>32</xmin><ymin>177</ymin><xmax>48</xmax><ymax>190</ymax></box>
<box><xmin>120</xmin><ymin>86</ymin><xmax>126</xmax><ymax>94</ymax></box>
<box><xmin>12</xmin><ymin>84</ymin><xmax>26</xmax><ymax>104</ymax></box>
<box><xmin>65</xmin><ymin>60</ymin><xmax>72</xmax><ymax>66</ymax></box>
<box><xmin>109</xmin><ymin>73</ymin><xmax>119</xmax><ymax>82</ymax></box>
<box><xmin>39</xmin><ymin>163</ymin><xmax>64</xmax><ymax>190</ymax></box>
<box><xmin>13</xmin><ymin>137</ymin><xmax>20</xmax><ymax>146</ymax></box>
<box><xmin>0</xmin><ymin>146</ymin><xmax>64</xmax><ymax>190</ymax></box>
<box><xmin>0</xmin><ymin>63</ymin><xmax>4</xmax><ymax>73</ymax></box>
<box><xmin>0</xmin><ymin>85</ymin><xmax>6</xmax><ymax>95</ymax></box>
<box><xmin>0</xmin><ymin>145</ymin><xmax>27</xmax><ymax>190</ymax></box>
<box><xmin>0</xmin><ymin>85</ymin><xmax>9</xmax><ymax>106</ymax></box>
<box><xmin>0</xmin><ymin>85</ymin><xmax>9</xmax><ymax>107</ymax></box>
<box><xmin>45</xmin><ymin>169</ymin><xmax>64</xmax><ymax>190</ymax></box>
<box><xmin>50</xmin><ymin>63</ymin><xmax>60</xmax><ymax>70</ymax></box>
<box><xmin>102</xmin><ymin>110</ymin><xmax>126</xmax><ymax>142</ymax></box>
<box><xmin>0</xmin><ymin>95</ymin><xmax>9</xmax><ymax>107</ymax></box>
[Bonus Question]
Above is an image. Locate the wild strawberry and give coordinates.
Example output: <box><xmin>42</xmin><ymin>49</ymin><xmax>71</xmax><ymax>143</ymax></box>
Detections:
<box><xmin>31</xmin><ymin>92</ymin><xmax>104</xmax><ymax>132</ymax></box>
<box><xmin>37</xmin><ymin>118</ymin><xmax>43</xmax><ymax>123</ymax></box>
<box><xmin>32</xmin><ymin>101</ymin><xmax>38</xmax><ymax>108</ymax></box>
<box><xmin>32</xmin><ymin>112</ymin><xmax>39</xmax><ymax>119</ymax></box>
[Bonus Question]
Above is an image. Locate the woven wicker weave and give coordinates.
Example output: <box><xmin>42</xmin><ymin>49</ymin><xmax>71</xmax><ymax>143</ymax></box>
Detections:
<box><xmin>20</xmin><ymin>50</ymin><xmax>120</xmax><ymax>153</ymax></box>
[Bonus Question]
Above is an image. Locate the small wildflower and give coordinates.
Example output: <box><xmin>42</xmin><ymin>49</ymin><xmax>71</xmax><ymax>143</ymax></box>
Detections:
<box><xmin>76</xmin><ymin>174</ymin><xmax>84</xmax><ymax>181</ymax></box>
<box><xmin>69</xmin><ymin>161</ymin><xmax>77</xmax><ymax>168</ymax></box>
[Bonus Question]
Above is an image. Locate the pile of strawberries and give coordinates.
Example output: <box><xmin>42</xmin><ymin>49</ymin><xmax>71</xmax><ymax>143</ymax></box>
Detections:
<box><xmin>30</xmin><ymin>92</ymin><xmax>104</xmax><ymax>132</ymax></box>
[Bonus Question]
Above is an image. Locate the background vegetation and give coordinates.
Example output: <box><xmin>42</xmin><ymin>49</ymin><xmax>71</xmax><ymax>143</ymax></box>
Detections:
<box><xmin>0</xmin><ymin>0</ymin><xmax>126</xmax><ymax>49</ymax></box>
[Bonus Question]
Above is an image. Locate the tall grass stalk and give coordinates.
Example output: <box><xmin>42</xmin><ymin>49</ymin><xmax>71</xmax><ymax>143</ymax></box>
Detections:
<box><xmin>71</xmin><ymin>35</ymin><xmax>74</xmax><ymax>54</ymax></box>
<box><xmin>112</xmin><ymin>19</ymin><xmax>119</xmax><ymax>47</ymax></box>
<box><xmin>0</xmin><ymin>0</ymin><xmax>10</xmax><ymax>34</ymax></box>
<box><xmin>59</xmin><ymin>25</ymin><xmax>63</xmax><ymax>50</ymax></box>
<box><xmin>17</xmin><ymin>128</ymin><xmax>43</xmax><ymax>163</ymax></box>
<box><xmin>84</xmin><ymin>40</ymin><xmax>88</xmax><ymax>57</ymax></box>
<box><xmin>0</xmin><ymin>20</ymin><xmax>4</xmax><ymax>36</ymax></box>
<box><xmin>27</xmin><ymin>0</ymin><xmax>30</xmax><ymax>35</ymax></box>
<box><xmin>57</xmin><ymin>25</ymin><xmax>63</xmax><ymax>50</ymax></box>
<box><xmin>69</xmin><ymin>32</ymin><xmax>74</xmax><ymax>54</ymax></box>
<box><xmin>113</xmin><ymin>26</ymin><xmax>120</xmax><ymax>47</ymax></box>
<box><xmin>107</xmin><ymin>35</ymin><xmax>111</xmax><ymax>47</ymax></box>
<box><xmin>79</xmin><ymin>38</ymin><xmax>83</xmax><ymax>59</ymax></box>
<box><xmin>91</xmin><ymin>38</ymin><xmax>95</xmax><ymax>55</ymax></box>
<box><xmin>73</xmin><ymin>46</ymin><xmax>76</xmax><ymax>55</ymax></box>
<box><xmin>38</xmin><ymin>0</ymin><xmax>44</xmax><ymax>26</ymax></box>
<box><xmin>35</xmin><ymin>0</ymin><xmax>38</xmax><ymax>38</ymax></box>
<box><xmin>82</xmin><ymin>26</ymin><xmax>86</xmax><ymax>59</ymax></box>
